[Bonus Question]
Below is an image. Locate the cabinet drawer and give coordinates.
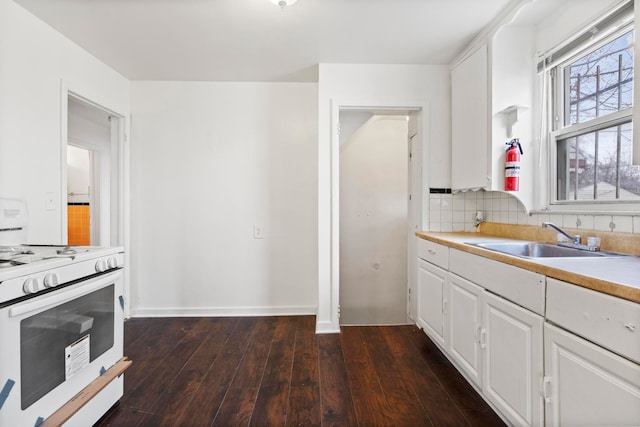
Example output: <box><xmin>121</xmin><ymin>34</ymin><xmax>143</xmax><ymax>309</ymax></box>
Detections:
<box><xmin>547</xmin><ymin>278</ymin><xmax>640</xmax><ymax>364</ymax></box>
<box><xmin>450</xmin><ymin>248</ymin><xmax>545</xmax><ymax>315</ymax></box>
<box><xmin>417</xmin><ymin>238</ymin><xmax>449</xmax><ymax>269</ymax></box>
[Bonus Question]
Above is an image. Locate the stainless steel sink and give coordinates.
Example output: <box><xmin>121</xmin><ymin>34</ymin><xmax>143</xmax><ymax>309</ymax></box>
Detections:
<box><xmin>466</xmin><ymin>241</ymin><xmax>623</xmax><ymax>258</ymax></box>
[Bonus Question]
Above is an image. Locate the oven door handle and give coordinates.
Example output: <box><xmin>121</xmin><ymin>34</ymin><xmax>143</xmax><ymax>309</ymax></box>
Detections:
<box><xmin>8</xmin><ymin>270</ymin><xmax>122</xmax><ymax>318</ymax></box>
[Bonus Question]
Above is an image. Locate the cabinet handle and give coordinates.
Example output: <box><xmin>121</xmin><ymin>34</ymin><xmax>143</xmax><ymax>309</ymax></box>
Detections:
<box><xmin>427</xmin><ymin>249</ymin><xmax>436</xmax><ymax>255</ymax></box>
<box><xmin>479</xmin><ymin>328</ymin><xmax>487</xmax><ymax>348</ymax></box>
<box><xmin>443</xmin><ymin>299</ymin><xmax>448</xmax><ymax>315</ymax></box>
<box><xmin>543</xmin><ymin>377</ymin><xmax>552</xmax><ymax>404</ymax></box>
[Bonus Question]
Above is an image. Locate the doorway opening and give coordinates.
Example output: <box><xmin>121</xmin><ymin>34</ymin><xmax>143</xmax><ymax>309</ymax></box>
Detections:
<box><xmin>65</xmin><ymin>95</ymin><xmax>122</xmax><ymax>246</ymax></box>
<box><xmin>66</xmin><ymin>145</ymin><xmax>93</xmax><ymax>245</ymax></box>
<box><xmin>338</xmin><ymin>108</ymin><xmax>420</xmax><ymax>326</ymax></box>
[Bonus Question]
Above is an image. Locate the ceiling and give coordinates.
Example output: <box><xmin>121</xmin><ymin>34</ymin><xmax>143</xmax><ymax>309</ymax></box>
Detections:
<box><xmin>14</xmin><ymin>0</ymin><xmax>515</xmax><ymax>82</ymax></box>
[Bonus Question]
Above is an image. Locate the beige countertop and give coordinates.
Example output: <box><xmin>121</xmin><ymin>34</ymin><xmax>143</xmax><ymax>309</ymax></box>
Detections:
<box><xmin>416</xmin><ymin>230</ymin><xmax>640</xmax><ymax>304</ymax></box>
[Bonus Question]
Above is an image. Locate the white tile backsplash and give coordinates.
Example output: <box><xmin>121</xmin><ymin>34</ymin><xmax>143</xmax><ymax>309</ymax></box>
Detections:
<box><xmin>441</xmin><ymin>222</ymin><xmax>453</xmax><ymax>232</ymax></box>
<box><xmin>612</xmin><ymin>216</ymin><xmax>633</xmax><ymax>233</ymax></box>
<box><xmin>517</xmin><ymin>212</ymin><xmax>529</xmax><ymax>225</ymax></box>
<box><xmin>453</xmin><ymin>196</ymin><xmax>465</xmax><ymax>211</ymax></box>
<box><xmin>427</xmin><ymin>191</ymin><xmax>639</xmax><ymax>235</ymax></box>
<box><xmin>441</xmin><ymin>196</ymin><xmax>452</xmax><ymax>212</ymax></box>
<box><xmin>452</xmin><ymin>210</ymin><xmax>466</xmax><ymax>223</ymax></box>
<box><xmin>593</xmin><ymin>215</ymin><xmax>613</xmax><ymax>232</ymax></box>
<box><xmin>576</xmin><ymin>215</ymin><xmax>594</xmax><ymax>230</ymax></box>
<box><xmin>562</xmin><ymin>214</ymin><xmax>578</xmax><ymax>229</ymax></box>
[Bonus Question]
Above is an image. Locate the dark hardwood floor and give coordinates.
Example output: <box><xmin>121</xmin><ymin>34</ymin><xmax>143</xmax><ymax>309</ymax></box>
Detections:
<box><xmin>95</xmin><ymin>316</ymin><xmax>505</xmax><ymax>426</ymax></box>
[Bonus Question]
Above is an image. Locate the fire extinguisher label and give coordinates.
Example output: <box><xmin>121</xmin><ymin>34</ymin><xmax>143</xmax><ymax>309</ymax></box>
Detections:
<box><xmin>505</xmin><ymin>161</ymin><xmax>520</xmax><ymax>177</ymax></box>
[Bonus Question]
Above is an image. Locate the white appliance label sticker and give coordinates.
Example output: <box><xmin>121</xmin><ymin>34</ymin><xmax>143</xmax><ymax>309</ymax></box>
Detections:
<box><xmin>65</xmin><ymin>334</ymin><xmax>90</xmax><ymax>380</ymax></box>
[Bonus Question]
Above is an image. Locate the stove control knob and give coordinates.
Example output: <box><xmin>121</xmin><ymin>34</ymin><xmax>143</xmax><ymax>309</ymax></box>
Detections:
<box><xmin>95</xmin><ymin>259</ymin><xmax>107</xmax><ymax>273</ymax></box>
<box><xmin>107</xmin><ymin>256</ymin><xmax>118</xmax><ymax>269</ymax></box>
<box><xmin>23</xmin><ymin>278</ymin><xmax>40</xmax><ymax>294</ymax></box>
<box><xmin>43</xmin><ymin>273</ymin><xmax>59</xmax><ymax>288</ymax></box>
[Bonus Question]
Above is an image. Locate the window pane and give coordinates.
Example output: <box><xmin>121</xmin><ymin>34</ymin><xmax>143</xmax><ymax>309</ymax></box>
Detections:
<box><xmin>557</xmin><ymin>122</ymin><xmax>640</xmax><ymax>201</ymax></box>
<box><xmin>566</xmin><ymin>30</ymin><xmax>634</xmax><ymax>126</ymax></box>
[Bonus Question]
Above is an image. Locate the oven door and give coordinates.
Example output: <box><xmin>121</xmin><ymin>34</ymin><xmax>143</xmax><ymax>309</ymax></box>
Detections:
<box><xmin>0</xmin><ymin>270</ymin><xmax>124</xmax><ymax>426</ymax></box>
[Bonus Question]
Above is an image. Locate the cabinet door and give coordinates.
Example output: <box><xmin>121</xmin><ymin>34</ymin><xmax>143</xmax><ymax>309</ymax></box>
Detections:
<box><xmin>544</xmin><ymin>323</ymin><xmax>640</xmax><ymax>427</ymax></box>
<box><xmin>483</xmin><ymin>291</ymin><xmax>543</xmax><ymax>427</ymax></box>
<box><xmin>451</xmin><ymin>45</ymin><xmax>489</xmax><ymax>191</ymax></box>
<box><xmin>448</xmin><ymin>273</ymin><xmax>483</xmax><ymax>387</ymax></box>
<box><xmin>416</xmin><ymin>259</ymin><xmax>447</xmax><ymax>347</ymax></box>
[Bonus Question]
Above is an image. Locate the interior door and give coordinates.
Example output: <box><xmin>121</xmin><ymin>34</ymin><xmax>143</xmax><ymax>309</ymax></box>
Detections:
<box><xmin>339</xmin><ymin>113</ymin><xmax>408</xmax><ymax>325</ymax></box>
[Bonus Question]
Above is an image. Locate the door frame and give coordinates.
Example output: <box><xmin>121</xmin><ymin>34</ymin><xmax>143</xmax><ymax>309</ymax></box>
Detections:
<box><xmin>318</xmin><ymin>97</ymin><xmax>428</xmax><ymax>333</ymax></box>
<box><xmin>60</xmin><ymin>87</ymin><xmax>126</xmax><ymax>247</ymax></box>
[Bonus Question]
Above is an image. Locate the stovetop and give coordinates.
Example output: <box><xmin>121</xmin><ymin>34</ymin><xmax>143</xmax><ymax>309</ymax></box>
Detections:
<box><xmin>0</xmin><ymin>244</ymin><xmax>121</xmax><ymax>272</ymax></box>
<box><xmin>0</xmin><ymin>245</ymin><xmax>82</xmax><ymax>268</ymax></box>
<box><xmin>0</xmin><ymin>244</ymin><xmax>124</xmax><ymax>304</ymax></box>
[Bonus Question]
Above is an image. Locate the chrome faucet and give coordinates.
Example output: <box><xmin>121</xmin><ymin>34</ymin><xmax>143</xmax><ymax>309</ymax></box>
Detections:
<box><xmin>542</xmin><ymin>222</ymin><xmax>581</xmax><ymax>244</ymax></box>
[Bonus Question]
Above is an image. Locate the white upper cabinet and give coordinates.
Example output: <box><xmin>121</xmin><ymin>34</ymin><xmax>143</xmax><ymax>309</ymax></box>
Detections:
<box><xmin>450</xmin><ymin>0</ymin><xmax>544</xmax><ymax>213</ymax></box>
<box><xmin>451</xmin><ymin>45</ymin><xmax>489</xmax><ymax>191</ymax></box>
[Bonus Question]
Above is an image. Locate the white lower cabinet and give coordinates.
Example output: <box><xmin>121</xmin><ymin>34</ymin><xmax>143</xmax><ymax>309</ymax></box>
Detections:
<box><xmin>417</xmin><ymin>252</ymin><xmax>545</xmax><ymax>426</ymax></box>
<box><xmin>483</xmin><ymin>291</ymin><xmax>543</xmax><ymax>427</ymax></box>
<box><xmin>544</xmin><ymin>322</ymin><xmax>640</xmax><ymax>427</ymax></box>
<box><xmin>416</xmin><ymin>258</ymin><xmax>447</xmax><ymax>348</ymax></box>
<box><xmin>448</xmin><ymin>273</ymin><xmax>483</xmax><ymax>387</ymax></box>
<box><xmin>447</xmin><ymin>273</ymin><xmax>544</xmax><ymax>426</ymax></box>
<box><xmin>416</xmin><ymin>240</ymin><xmax>640</xmax><ymax>427</ymax></box>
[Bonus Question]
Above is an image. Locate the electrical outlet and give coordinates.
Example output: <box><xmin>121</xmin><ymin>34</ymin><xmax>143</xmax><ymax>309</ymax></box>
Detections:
<box><xmin>45</xmin><ymin>192</ymin><xmax>56</xmax><ymax>211</ymax></box>
<box><xmin>254</xmin><ymin>225</ymin><xmax>264</xmax><ymax>239</ymax></box>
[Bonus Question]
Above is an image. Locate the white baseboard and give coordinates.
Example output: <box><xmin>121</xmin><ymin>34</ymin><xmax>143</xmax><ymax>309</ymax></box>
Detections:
<box><xmin>129</xmin><ymin>305</ymin><xmax>317</xmax><ymax>318</ymax></box>
<box><xmin>315</xmin><ymin>320</ymin><xmax>340</xmax><ymax>334</ymax></box>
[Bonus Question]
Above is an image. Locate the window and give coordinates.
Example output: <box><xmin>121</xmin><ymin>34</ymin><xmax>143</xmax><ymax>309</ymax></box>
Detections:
<box><xmin>551</xmin><ymin>11</ymin><xmax>639</xmax><ymax>205</ymax></box>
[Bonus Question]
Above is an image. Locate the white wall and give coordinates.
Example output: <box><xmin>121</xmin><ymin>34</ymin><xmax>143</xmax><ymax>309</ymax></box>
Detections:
<box><xmin>533</xmin><ymin>0</ymin><xmax>622</xmax><ymax>54</ymax></box>
<box><xmin>129</xmin><ymin>81</ymin><xmax>318</xmax><ymax>316</ymax></box>
<box><xmin>0</xmin><ymin>0</ymin><xmax>130</xmax><ymax>243</ymax></box>
<box><xmin>317</xmin><ymin>63</ymin><xmax>450</xmax><ymax>332</ymax></box>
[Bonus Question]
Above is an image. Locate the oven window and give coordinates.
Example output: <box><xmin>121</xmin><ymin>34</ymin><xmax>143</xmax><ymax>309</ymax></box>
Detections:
<box><xmin>20</xmin><ymin>285</ymin><xmax>114</xmax><ymax>409</ymax></box>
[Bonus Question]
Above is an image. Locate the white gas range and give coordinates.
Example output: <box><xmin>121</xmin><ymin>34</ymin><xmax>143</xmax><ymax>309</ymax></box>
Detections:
<box><xmin>0</xmin><ymin>198</ymin><xmax>125</xmax><ymax>427</ymax></box>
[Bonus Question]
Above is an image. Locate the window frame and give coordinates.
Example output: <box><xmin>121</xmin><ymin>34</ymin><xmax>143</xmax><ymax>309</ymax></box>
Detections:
<box><xmin>547</xmin><ymin>18</ymin><xmax>638</xmax><ymax>212</ymax></box>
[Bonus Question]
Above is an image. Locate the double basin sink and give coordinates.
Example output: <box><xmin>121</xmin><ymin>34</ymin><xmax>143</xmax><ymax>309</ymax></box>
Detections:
<box><xmin>466</xmin><ymin>241</ymin><xmax>626</xmax><ymax>259</ymax></box>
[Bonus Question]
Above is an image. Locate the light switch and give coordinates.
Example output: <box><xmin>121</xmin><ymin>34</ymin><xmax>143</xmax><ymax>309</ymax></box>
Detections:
<box><xmin>45</xmin><ymin>192</ymin><xmax>56</xmax><ymax>211</ymax></box>
<box><xmin>254</xmin><ymin>225</ymin><xmax>264</xmax><ymax>239</ymax></box>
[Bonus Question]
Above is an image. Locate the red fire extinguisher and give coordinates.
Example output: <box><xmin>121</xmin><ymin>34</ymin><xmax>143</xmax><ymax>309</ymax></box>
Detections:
<box><xmin>505</xmin><ymin>138</ymin><xmax>523</xmax><ymax>191</ymax></box>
